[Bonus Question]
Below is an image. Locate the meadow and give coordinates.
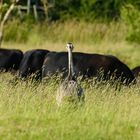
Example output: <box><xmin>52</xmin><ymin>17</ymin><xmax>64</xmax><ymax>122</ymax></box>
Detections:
<box><xmin>0</xmin><ymin>21</ymin><xmax>140</xmax><ymax>140</ymax></box>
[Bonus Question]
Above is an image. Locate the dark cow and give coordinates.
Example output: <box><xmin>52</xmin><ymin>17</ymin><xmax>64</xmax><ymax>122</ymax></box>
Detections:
<box><xmin>18</xmin><ymin>49</ymin><xmax>49</xmax><ymax>79</ymax></box>
<box><xmin>0</xmin><ymin>48</ymin><xmax>23</xmax><ymax>72</ymax></box>
<box><xmin>42</xmin><ymin>52</ymin><xmax>135</xmax><ymax>85</ymax></box>
<box><xmin>132</xmin><ymin>66</ymin><xmax>140</xmax><ymax>78</ymax></box>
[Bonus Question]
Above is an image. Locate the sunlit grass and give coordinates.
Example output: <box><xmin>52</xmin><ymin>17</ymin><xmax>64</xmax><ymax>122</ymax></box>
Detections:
<box><xmin>0</xmin><ymin>73</ymin><xmax>139</xmax><ymax>140</ymax></box>
<box><xmin>0</xmin><ymin>20</ymin><xmax>140</xmax><ymax>139</ymax></box>
<box><xmin>4</xmin><ymin>20</ymin><xmax>127</xmax><ymax>44</ymax></box>
<box><xmin>3</xmin><ymin>20</ymin><xmax>140</xmax><ymax>69</ymax></box>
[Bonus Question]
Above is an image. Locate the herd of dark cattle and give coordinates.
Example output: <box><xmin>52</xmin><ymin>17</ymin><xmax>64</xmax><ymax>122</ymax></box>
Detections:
<box><xmin>0</xmin><ymin>47</ymin><xmax>140</xmax><ymax>85</ymax></box>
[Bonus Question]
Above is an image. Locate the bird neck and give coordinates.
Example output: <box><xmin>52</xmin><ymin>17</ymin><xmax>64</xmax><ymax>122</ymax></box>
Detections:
<box><xmin>68</xmin><ymin>48</ymin><xmax>74</xmax><ymax>80</ymax></box>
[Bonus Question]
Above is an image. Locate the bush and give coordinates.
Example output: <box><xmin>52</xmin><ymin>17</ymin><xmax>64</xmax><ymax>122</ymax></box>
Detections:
<box><xmin>121</xmin><ymin>4</ymin><xmax>140</xmax><ymax>44</ymax></box>
<box><xmin>2</xmin><ymin>0</ymin><xmax>140</xmax><ymax>22</ymax></box>
<box><xmin>51</xmin><ymin>0</ymin><xmax>127</xmax><ymax>22</ymax></box>
<box><xmin>4</xmin><ymin>20</ymin><xmax>34</xmax><ymax>43</ymax></box>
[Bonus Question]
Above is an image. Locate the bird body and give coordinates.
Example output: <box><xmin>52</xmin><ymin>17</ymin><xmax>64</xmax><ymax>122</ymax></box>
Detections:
<box><xmin>56</xmin><ymin>79</ymin><xmax>84</xmax><ymax>105</ymax></box>
<box><xmin>56</xmin><ymin>43</ymin><xmax>84</xmax><ymax>106</ymax></box>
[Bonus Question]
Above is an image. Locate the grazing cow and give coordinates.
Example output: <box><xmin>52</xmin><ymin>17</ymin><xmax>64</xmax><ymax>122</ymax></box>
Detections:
<box><xmin>18</xmin><ymin>49</ymin><xmax>49</xmax><ymax>79</ymax></box>
<box><xmin>42</xmin><ymin>52</ymin><xmax>135</xmax><ymax>85</ymax></box>
<box><xmin>0</xmin><ymin>48</ymin><xmax>23</xmax><ymax>72</ymax></box>
<box><xmin>132</xmin><ymin>66</ymin><xmax>140</xmax><ymax>78</ymax></box>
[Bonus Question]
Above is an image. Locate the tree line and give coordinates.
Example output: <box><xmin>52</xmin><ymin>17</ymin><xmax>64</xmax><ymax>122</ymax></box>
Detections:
<box><xmin>0</xmin><ymin>0</ymin><xmax>140</xmax><ymax>44</ymax></box>
<box><xmin>49</xmin><ymin>0</ymin><xmax>139</xmax><ymax>21</ymax></box>
<box><xmin>1</xmin><ymin>0</ymin><xmax>140</xmax><ymax>21</ymax></box>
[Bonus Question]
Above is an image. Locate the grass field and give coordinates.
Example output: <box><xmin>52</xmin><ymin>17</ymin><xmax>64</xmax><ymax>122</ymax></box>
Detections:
<box><xmin>0</xmin><ymin>21</ymin><xmax>140</xmax><ymax>139</ymax></box>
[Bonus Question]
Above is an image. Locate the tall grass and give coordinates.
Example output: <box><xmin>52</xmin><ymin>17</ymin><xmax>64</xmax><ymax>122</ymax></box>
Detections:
<box><xmin>3</xmin><ymin>20</ymin><xmax>140</xmax><ymax>68</ymax></box>
<box><xmin>4</xmin><ymin>20</ymin><xmax>127</xmax><ymax>45</ymax></box>
<box><xmin>0</xmin><ymin>73</ymin><xmax>140</xmax><ymax>140</ymax></box>
<box><xmin>0</xmin><ymin>20</ymin><xmax>140</xmax><ymax>139</ymax></box>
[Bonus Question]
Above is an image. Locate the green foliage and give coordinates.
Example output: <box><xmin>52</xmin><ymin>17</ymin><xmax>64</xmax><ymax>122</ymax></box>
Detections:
<box><xmin>121</xmin><ymin>4</ymin><xmax>140</xmax><ymax>44</ymax></box>
<box><xmin>2</xmin><ymin>36</ymin><xmax>140</xmax><ymax>140</ymax></box>
<box><xmin>4</xmin><ymin>20</ymin><xmax>126</xmax><ymax>44</ymax></box>
<box><xmin>51</xmin><ymin>0</ymin><xmax>124</xmax><ymax>21</ymax></box>
<box><xmin>0</xmin><ymin>73</ymin><xmax>140</xmax><ymax>139</ymax></box>
<box><xmin>2</xmin><ymin>0</ymin><xmax>140</xmax><ymax>44</ymax></box>
<box><xmin>50</xmin><ymin>0</ymin><xmax>140</xmax><ymax>22</ymax></box>
<box><xmin>4</xmin><ymin>20</ymin><xmax>34</xmax><ymax>43</ymax></box>
<box><xmin>0</xmin><ymin>3</ymin><xmax>9</xmax><ymax>21</ymax></box>
<box><xmin>2</xmin><ymin>0</ymin><xmax>140</xmax><ymax>22</ymax></box>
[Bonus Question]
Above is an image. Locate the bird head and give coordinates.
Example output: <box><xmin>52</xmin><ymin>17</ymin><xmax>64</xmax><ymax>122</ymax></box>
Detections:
<box><xmin>66</xmin><ymin>43</ymin><xmax>74</xmax><ymax>51</ymax></box>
